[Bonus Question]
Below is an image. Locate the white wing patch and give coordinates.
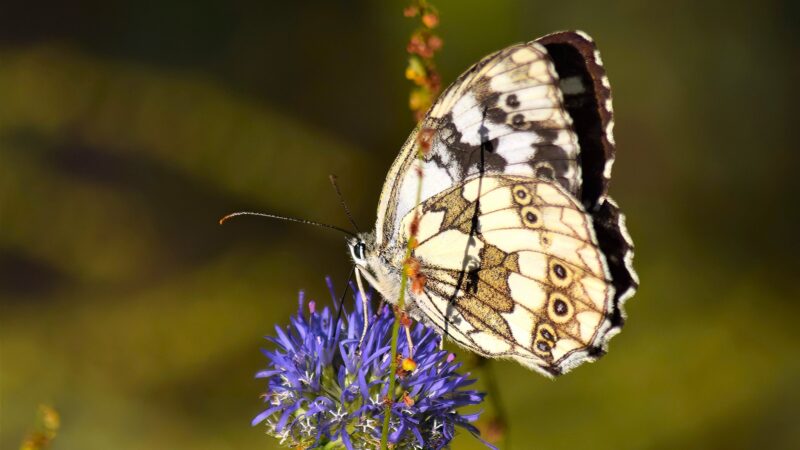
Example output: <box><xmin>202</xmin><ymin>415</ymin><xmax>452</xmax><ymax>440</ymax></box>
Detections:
<box><xmin>376</xmin><ymin>41</ymin><xmax>582</xmax><ymax>248</ymax></box>
<box><xmin>413</xmin><ymin>229</ymin><xmax>484</xmax><ymax>271</ymax></box>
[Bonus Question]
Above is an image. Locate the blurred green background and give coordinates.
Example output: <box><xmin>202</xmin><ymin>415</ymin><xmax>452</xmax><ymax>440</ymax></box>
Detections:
<box><xmin>1</xmin><ymin>1</ymin><xmax>799</xmax><ymax>449</ymax></box>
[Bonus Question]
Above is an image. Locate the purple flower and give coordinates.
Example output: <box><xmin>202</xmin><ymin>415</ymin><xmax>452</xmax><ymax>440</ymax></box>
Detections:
<box><xmin>252</xmin><ymin>279</ymin><xmax>489</xmax><ymax>449</ymax></box>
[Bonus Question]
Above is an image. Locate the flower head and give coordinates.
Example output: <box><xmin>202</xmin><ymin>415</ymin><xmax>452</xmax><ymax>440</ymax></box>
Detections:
<box><xmin>253</xmin><ymin>279</ymin><xmax>488</xmax><ymax>449</ymax></box>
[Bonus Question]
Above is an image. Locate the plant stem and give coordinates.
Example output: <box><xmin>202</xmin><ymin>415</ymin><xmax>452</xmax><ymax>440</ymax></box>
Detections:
<box><xmin>380</xmin><ymin>2</ymin><xmax>440</xmax><ymax>447</ymax></box>
<box><xmin>380</xmin><ymin>151</ymin><xmax>424</xmax><ymax>450</ymax></box>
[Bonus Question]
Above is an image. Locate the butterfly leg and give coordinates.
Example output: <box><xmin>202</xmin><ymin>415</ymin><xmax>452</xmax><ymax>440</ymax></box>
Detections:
<box><xmin>401</xmin><ymin>313</ymin><xmax>415</xmax><ymax>357</ymax></box>
<box><xmin>405</xmin><ymin>325</ymin><xmax>415</xmax><ymax>356</ymax></box>
<box><xmin>354</xmin><ymin>267</ymin><xmax>370</xmax><ymax>349</ymax></box>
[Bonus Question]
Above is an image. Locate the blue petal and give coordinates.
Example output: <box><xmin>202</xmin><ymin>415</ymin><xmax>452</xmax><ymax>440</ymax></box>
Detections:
<box><xmin>340</xmin><ymin>427</ymin><xmax>354</xmax><ymax>450</ymax></box>
<box><xmin>275</xmin><ymin>399</ymin><xmax>304</xmax><ymax>431</ymax></box>
<box><xmin>251</xmin><ymin>404</ymin><xmax>283</xmax><ymax>426</ymax></box>
<box><xmin>411</xmin><ymin>425</ymin><xmax>424</xmax><ymax>446</ymax></box>
<box><xmin>462</xmin><ymin>409</ymin><xmax>485</xmax><ymax>422</ymax></box>
<box><xmin>357</xmin><ymin>368</ymin><xmax>370</xmax><ymax>400</ymax></box>
<box><xmin>254</xmin><ymin>281</ymin><xmax>489</xmax><ymax>448</ymax></box>
<box><xmin>338</xmin><ymin>341</ymin><xmax>357</xmax><ymax>373</ymax></box>
<box><xmin>274</xmin><ymin>325</ymin><xmax>296</xmax><ymax>352</ymax></box>
<box><xmin>255</xmin><ymin>369</ymin><xmax>282</xmax><ymax>378</ymax></box>
<box><xmin>389</xmin><ymin>419</ymin><xmax>405</xmax><ymax>442</ymax></box>
<box><xmin>297</xmin><ymin>290</ymin><xmax>305</xmax><ymax>314</ymax></box>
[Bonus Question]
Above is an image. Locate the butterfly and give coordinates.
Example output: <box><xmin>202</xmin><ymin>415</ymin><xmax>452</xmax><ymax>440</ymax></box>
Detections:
<box><xmin>348</xmin><ymin>30</ymin><xmax>638</xmax><ymax>377</ymax></box>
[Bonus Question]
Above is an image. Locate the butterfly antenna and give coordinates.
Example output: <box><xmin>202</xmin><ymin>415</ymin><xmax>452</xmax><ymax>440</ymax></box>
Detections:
<box><xmin>219</xmin><ymin>211</ymin><xmax>357</xmax><ymax>237</ymax></box>
<box><xmin>329</xmin><ymin>174</ymin><xmax>361</xmax><ymax>234</ymax></box>
<box><xmin>334</xmin><ymin>266</ymin><xmax>355</xmax><ymax>328</ymax></box>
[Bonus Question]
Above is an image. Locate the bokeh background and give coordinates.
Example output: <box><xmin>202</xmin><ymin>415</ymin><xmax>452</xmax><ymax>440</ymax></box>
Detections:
<box><xmin>2</xmin><ymin>1</ymin><xmax>799</xmax><ymax>449</ymax></box>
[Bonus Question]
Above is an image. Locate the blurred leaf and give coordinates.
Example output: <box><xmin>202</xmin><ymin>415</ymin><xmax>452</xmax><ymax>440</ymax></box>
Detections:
<box><xmin>0</xmin><ymin>44</ymin><xmax>373</xmax><ymax>220</ymax></box>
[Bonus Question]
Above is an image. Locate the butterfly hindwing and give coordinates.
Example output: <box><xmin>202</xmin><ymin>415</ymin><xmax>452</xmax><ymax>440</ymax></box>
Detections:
<box><xmin>396</xmin><ymin>175</ymin><xmax>617</xmax><ymax>376</ymax></box>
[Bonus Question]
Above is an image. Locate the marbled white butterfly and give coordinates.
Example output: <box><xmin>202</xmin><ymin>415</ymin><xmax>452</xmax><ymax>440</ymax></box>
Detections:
<box><xmin>348</xmin><ymin>31</ymin><xmax>638</xmax><ymax>377</ymax></box>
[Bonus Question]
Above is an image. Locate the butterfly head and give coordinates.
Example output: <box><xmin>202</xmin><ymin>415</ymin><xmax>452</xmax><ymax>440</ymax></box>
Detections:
<box><xmin>348</xmin><ymin>232</ymin><xmax>378</xmax><ymax>269</ymax></box>
<box><xmin>347</xmin><ymin>232</ymin><xmax>401</xmax><ymax>305</ymax></box>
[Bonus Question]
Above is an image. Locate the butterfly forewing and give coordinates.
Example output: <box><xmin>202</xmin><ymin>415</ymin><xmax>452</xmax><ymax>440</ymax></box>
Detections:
<box><xmin>376</xmin><ymin>40</ymin><xmax>584</xmax><ymax>249</ymax></box>
<box><xmin>537</xmin><ymin>31</ymin><xmax>617</xmax><ymax>210</ymax></box>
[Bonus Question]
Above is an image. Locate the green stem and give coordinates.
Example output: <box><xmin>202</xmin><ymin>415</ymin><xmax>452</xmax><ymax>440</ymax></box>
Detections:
<box><xmin>381</xmin><ymin>1</ymin><xmax>439</xmax><ymax>446</ymax></box>
<box><xmin>380</xmin><ymin>145</ymin><xmax>425</xmax><ymax>450</ymax></box>
<box><xmin>379</xmin><ymin>259</ymin><xmax>408</xmax><ymax>449</ymax></box>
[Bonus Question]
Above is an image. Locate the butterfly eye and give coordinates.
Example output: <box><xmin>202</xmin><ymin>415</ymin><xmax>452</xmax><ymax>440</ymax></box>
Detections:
<box><xmin>350</xmin><ymin>242</ymin><xmax>367</xmax><ymax>264</ymax></box>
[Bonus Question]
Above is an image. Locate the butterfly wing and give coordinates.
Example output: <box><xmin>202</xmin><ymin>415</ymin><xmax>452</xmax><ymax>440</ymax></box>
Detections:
<box><xmin>367</xmin><ymin>31</ymin><xmax>636</xmax><ymax>376</ymax></box>
<box><xmin>533</xmin><ymin>31</ymin><xmax>636</xmax><ymax>344</ymax></box>
<box><xmin>377</xmin><ymin>38</ymin><xmax>584</xmax><ymax>249</ymax></box>
<box><xmin>395</xmin><ymin>175</ymin><xmax>620</xmax><ymax>376</ymax></box>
